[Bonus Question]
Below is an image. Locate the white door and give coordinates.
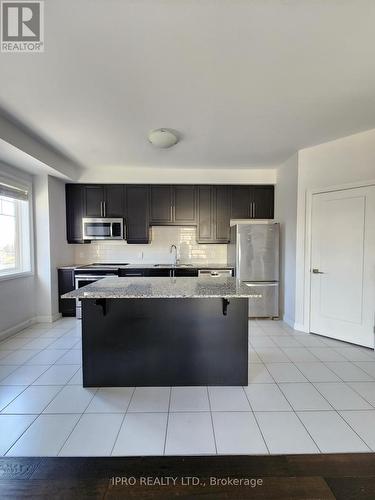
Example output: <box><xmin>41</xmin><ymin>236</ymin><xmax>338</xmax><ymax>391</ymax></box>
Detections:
<box><xmin>310</xmin><ymin>185</ymin><xmax>375</xmax><ymax>348</ymax></box>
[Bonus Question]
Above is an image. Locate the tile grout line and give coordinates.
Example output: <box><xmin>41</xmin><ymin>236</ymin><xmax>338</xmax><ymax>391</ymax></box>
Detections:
<box><xmin>206</xmin><ymin>387</ymin><xmax>218</xmax><ymax>455</ymax></box>
<box><xmin>109</xmin><ymin>387</ymin><xmax>136</xmax><ymax>456</ymax></box>
<box><xmin>55</xmin><ymin>386</ymin><xmax>99</xmax><ymax>457</ymax></box>
<box><xmin>3</xmin><ymin>414</ymin><xmax>39</xmax><ymax>456</ymax></box>
<box><xmin>242</xmin><ymin>386</ymin><xmax>270</xmax><ymax>454</ymax></box>
<box><xmin>162</xmin><ymin>387</ymin><xmax>172</xmax><ymax>456</ymax></box>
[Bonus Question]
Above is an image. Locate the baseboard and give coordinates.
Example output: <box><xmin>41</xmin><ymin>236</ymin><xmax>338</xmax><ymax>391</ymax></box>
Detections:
<box><xmin>0</xmin><ymin>317</ymin><xmax>37</xmax><ymax>342</ymax></box>
<box><xmin>293</xmin><ymin>322</ymin><xmax>309</xmax><ymax>333</ymax></box>
<box><xmin>34</xmin><ymin>313</ymin><xmax>62</xmax><ymax>324</ymax></box>
<box><xmin>282</xmin><ymin>315</ymin><xmax>295</xmax><ymax>329</ymax></box>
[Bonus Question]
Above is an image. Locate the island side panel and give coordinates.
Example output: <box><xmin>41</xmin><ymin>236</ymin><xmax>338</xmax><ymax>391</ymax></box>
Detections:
<box><xmin>81</xmin><ymin>298</ymin><xmax>248</xmax><ymax>387</ymax></box>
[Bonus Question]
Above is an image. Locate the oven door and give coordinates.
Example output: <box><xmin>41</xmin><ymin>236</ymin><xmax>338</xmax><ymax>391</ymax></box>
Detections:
<box><xmin>82</xmin><ymin>218</ymin><xmax>124</xmax><ymax>240</ymax></box>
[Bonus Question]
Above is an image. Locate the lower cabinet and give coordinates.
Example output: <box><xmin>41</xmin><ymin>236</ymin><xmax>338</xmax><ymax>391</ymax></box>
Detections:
<box><xmin>58</xmin><ymin>269</ymin><xmax>76</xmax><ymax>316</ymax></box>
<box><xmin>174</xmin><ymin>268</ymin><xmax>198</xmax><ymax>277</ymax></box>
<box><xmin>118</xmin><ymin>269</ymin><xmax>146</xmax><ymax>277</ymax></box>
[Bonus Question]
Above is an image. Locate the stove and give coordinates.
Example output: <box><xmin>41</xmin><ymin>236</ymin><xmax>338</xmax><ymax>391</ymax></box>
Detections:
<box><xmin>74</xmin><ymin>263</ymin><xmax>129</xmax><ymax>318</ymax></box>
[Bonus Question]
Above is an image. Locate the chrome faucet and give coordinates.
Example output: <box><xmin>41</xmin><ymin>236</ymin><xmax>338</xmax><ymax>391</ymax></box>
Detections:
<box><xmin>170</xmin><ymin>244</ymin><xmax>178</xmax><ymax>266</ymax></box>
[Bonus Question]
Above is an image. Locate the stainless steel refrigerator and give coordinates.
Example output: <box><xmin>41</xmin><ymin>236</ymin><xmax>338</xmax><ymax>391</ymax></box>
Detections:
<box><xmin>228</xmin><ymin>223</ymin><xmax>279</xmax><ymax>318</ymax></box>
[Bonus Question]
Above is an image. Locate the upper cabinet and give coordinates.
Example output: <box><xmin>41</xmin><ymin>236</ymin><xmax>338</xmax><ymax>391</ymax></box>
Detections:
<box><xmin>173</xmin><ymin>185</ymin><xmax>196</xmax><ymax>224</ymax></box>
<box><xmin>66</xmin><ymin>184</ymin><xmax>86</xmax><ymax>243</ymax></box>
<box><xmin>84</xmin><ymin>185</ymin><xmax>124</xmax><ymax>218</ymax></box>
<box><xmin>230</xmin><ymin>185</ymin><xmax>274</xmax><ymax>220</ymax></box>
<box><xmin>125</xmin><ymin>185</ymin><xmax>150</xmax><ymax>244</ymax></box>
<box><xmin>231</xmin><ymin>186</ymin><xmax>251</xmax><ymax>219</ymax></box>
<box><xmin>197</xmin><ymin>186</ymin><xmax>230</xmax><ymax>243</ymax></box>
<box><xmin>150</xmin><ymin>185</ymin><xmax>173</xmax><ymax>224</ymax></box>
<box><xmin>65</xmin><ymin>183</ymin><xmax>274</xmax><ymax>245</ymax></box>
<box><xmin>251</xmin><ymin>185</ymin><xmax>274</xmax><ymax>219</ymax></box>
<box><xmin>150</xmin><ymin>185</ymin><xmax>197</xmax><ymax>225</ymax></box>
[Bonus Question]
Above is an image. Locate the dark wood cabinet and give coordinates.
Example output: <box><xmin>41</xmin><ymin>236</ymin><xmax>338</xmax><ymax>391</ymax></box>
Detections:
<box><xmin>174</xmin><ymin>268</ymin><xmax>198</xmax><ymax>277</ymax></box>
<box><xmin>230</xmin><ymin>186</ymin><xmax>250</xmax><ymax>219</ymax></box>
<box><xmin>214</xmin><ymin>186</ymin><xmax>231</xmax><ymax>242</ymax></box>
<box><xmin>105</xmin><ymin>185</ymin><xmax>124</xmax><ymax>217</ymax></box>
<box><xmin>150</xmin><ymin>185</ymin><xmax>173</xmax><ymax>224</ymax></box>
<box><xmin>118</xmin><ymin>268</ymin><xmax>146</xmax><ymax>277</ymax></box>
<box><xmin>173</xmin><ymin>185</ymin><xmax>196</xmax><ymax>224</ymax></box>
<box><xmin>125</xmin><ymin>185</ymin><xmax>150</xmax><ymax>244</ymax></box>
<box><xmin>250</xmin><ymin>185</ymin><xmax>274</xmax><ymax>219</ymax></box>
<box><xmin>150</xmin><ymin>185</ymin><xmax>196</xmax><ymax>225</ymax></box>
<box><xmin>66</xmin><ymin>184</ymin><xmax>86</xmax><ymax>243</ymax></box>
<box><xmin>197</xmin><ymin>186</ymin><xmax>230</xmax><ymax>243</ymax></box>
<box><xmin>147</xmin><ymin>268</ymin><xmax>171</xmax><ymax>277</ymax></box>
<box><xmin>85</xmin><ymin>185</ymin><xmax>104</xmax><ymax>217</ymax></box>
<box><xmin>66</xmin><ymin>183</ymin><xmax>274</xmax><ymax>245</ymax></box>
<box><xmin>84</xmin><ymin>184</ymin><xmax>123</xmax><ymax>218</ymax></box>
<box><xmin>58</xmin><ymin>269</ymin><xmax>76</xmax><ymax>316</ymax></box>
<box><xmin>197</xmin><ymin>186</ymin><xmax>214</xmax><ymax>242</ymax></box>
<box><xmin>230</xmin><ymin>185</ymin><xmax>275</xmax><ymax>220</ymax></box>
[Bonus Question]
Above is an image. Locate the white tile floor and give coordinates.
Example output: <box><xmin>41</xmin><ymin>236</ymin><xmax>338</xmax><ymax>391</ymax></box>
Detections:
<box><xmin>0</xmin><ymin>317</ymin><xmax>375</xmax><ymax>456</ymax></box>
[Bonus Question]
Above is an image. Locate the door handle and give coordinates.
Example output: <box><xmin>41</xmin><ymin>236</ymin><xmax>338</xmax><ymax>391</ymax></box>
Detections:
<box><xmin>312</xmin><ymin>268</ymin><xmax>325</xmax><ymax>274</ymax></box>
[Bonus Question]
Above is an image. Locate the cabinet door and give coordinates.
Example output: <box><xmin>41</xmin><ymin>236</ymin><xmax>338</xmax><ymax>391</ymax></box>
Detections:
<box><xmin>174</xmin><ymin>186</ymin><xmax>196</xmax><ymax>224</ymax></box>
<box><xmin>214</xmin><ymin>186</ymin><xmax>231</xmax><ymax>242</ymax></box>
<box><xmin>197</xmin><ymin>186</ymin><xmax>214</xmax><ymax>242</ymax></box>
<box><xmin>85</xmin><ymin>185</ymin><xmax>105</xmax><ymax>217</ymax></box>
<box><xmin>174</xmin><ymin>268</ymin><xmax>198</xmax><ymax>277</ymax></box>
<box><xmin>231</xmin><ymin>186</ymin><xmax>250</xmax><ymax>219</ymax></box>
<box><xmin>250</xmin><ymin>186</ymin><xmax>274</xmax><ymax>219</ymax></box>
<box><xmin>150</xmin><ymin>185</ymin><xmax>173</xmax><ymax>224</ymax></box>
<box><xmin>125</xmin><ymin>185</ymin><xmax>150</xmax><ymax>244</ymax></box>
<box><xmin>58</xmin><ymin>269</ymin><xmax>76</xmax><ymax>316</ymax></box>
<box><xmin>105</xmin><ymin>185</ymin><xmax>124</xmax><ymax>217</ymax></box>
<box><xmin>66</xmin><ymin>184</ymin><xmax>85</xmax><ymax>243</ymax></box>
<box><xmin>148</xmin><ymin>268</ymin><xmax>172</xmax><ymax>277</ymax></box>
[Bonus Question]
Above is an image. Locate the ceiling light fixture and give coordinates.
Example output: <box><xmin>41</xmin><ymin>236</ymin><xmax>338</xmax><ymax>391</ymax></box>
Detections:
<box><xmin>148</xmin><ymin>128</ymin><xmax>179</xmax><ymax>148</ymax></box>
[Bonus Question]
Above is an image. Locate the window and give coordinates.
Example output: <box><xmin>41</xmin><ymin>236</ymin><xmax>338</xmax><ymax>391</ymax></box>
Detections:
<box><xmin>0</xmin><ymin>178</ymin><xmax>32</xmax><ymax>278</ymax></box>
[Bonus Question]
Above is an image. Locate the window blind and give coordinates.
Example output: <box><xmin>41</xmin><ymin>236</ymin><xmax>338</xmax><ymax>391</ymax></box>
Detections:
<box><xmin>0</xmin><ymin>181</ymin><xmax>29</xmax><ymax>201</ymax></box>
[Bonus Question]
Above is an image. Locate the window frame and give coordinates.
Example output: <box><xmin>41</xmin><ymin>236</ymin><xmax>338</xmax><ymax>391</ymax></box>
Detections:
<box><xmin>0</xmin><ymin>173</ymin><xmax>34</xmax><ymax>282</ymax></box>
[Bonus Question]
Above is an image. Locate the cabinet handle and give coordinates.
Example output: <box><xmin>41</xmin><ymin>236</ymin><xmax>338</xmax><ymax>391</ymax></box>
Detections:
<box><xmin>103</xmin><ymin>201</ymin><xmax>107</xmax><ymax>217</ymax></box>
<box><xmin>249</xmin><ymin>202</ymin><xmax>253</xmax><ymax>218</ymax></box>
<box><xmin>100</xmin><ymin>201</ymin><xmax>103</xmax><ymax>217</ymax></box>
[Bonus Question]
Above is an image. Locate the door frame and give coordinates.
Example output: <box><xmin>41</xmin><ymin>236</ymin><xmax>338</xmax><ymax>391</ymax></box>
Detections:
<box><xmin>303</xmin><ymin>178</ymin><xmax>375</xmax><ymax>335</ymax></box>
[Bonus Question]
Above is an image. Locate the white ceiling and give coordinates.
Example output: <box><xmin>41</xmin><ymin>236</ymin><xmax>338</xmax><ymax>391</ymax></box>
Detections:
<box><xmin>1</xmin><ymin>0</ymin><xmax>375</xmax><ymax>173</ymax></box>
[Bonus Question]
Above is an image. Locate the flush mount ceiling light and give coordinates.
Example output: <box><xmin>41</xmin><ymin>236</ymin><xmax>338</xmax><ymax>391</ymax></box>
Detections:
<box><xmin>148</xmin><ymin>128</ymin><xmax>179</xmax><ymax>148</ymax></box>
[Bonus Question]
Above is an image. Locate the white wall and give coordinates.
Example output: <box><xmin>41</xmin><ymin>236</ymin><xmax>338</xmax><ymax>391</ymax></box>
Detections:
<box><xmin>77</xmin><ymin>166</ymin><xmax>277</xmax><ymax>184</ymax></box>
<box><xmin>48</xmin><ymin>176</ymin><xmax>75</xmax><ymax>317</ymax></box>
<box><xmin>34</xmin><ymin>175</ymin><xmax>74</xmax><ymax>321</ymax></box>
<box><xmin>295</xmin><ymin>128</ymin><xmax>375</xmax><ymax>331</ymax></box>
<box><xmin>33</xmin><ymin>175</ymin><xmax>53</xmax><ymax>321</ymax></box>
<box><xmin>275</xmin><ymin>154</ymin><xmax>298</xmax><ymax>326</ymax></box>
<box><xmin>0</xmin><ymin>163</ymin><xmax>35</xmax><ymax>338</ymax></box>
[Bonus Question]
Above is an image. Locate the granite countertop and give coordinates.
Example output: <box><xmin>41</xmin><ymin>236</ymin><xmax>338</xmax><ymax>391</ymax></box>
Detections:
<box><xmin>62</xmin><ymin>276</ymin><xmax>251</xmax><ymax>299</ymax></box>
<box><xmin>58</xmin><ymin>263</ymin><xmax>234</xmax><ymax>270</ymax></box>
<box><xmin>124</xmin><ymin>263</ymin><xmax>234</xmax><ymax>269</ymax></box>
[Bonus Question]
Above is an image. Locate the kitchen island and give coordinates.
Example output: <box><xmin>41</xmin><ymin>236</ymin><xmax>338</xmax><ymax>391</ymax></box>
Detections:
<box><xmin>63</xmin><ymin>276</ymin><xmax>252</xmax><ymax>387</ymax></box>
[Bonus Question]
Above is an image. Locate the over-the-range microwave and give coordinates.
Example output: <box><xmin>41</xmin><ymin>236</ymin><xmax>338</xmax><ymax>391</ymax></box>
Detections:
<box><xmin>82</xmin><ymin>218</ymin><xmax>125</xmax><ymax>240</ymax></box>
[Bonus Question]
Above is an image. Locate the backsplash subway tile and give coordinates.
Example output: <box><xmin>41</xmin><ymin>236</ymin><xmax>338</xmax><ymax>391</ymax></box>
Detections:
<box><xmin>73</xmin><ymin>226</ymin><xmax>227</xmax><ymax>265</ymax></box>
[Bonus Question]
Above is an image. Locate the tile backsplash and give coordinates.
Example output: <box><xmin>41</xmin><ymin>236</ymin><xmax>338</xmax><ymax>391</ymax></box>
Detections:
<box><xmin>73</xmin><ymin>226</ymin><xmax>227</xmax><ymax>265</ymax></box>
